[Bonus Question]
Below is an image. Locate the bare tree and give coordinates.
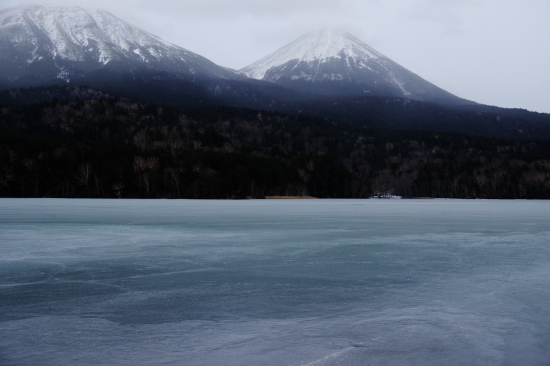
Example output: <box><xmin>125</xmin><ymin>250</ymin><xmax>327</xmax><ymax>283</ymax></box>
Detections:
<box><xmin>76</xmin><ymin>163</ymin><xmax>93</xmax><ymax>195</ymax></box>
<box><xmin>112</xmin><ymin>182</ymin><xmax>124</xmax><ymax>199</ymax></box>
<box><xmin>474</xmin><ymin>173</ymin><xmax>487</xmax><ymax>197</ymax></box>
<box><xmin>22</xmin><ymin>159</ymin><xmax>34</xmax><ymax>171</ymax></box>
<box><xmin>167</xmin><ymin>168</ymin><xmax>182</xmax><ymax>198</ymax></box>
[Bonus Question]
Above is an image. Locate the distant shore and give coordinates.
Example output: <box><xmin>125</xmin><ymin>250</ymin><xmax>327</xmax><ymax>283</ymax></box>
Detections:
<box><xmin>264</xmin><ymin>196</ymin><xmax>319</xmax><ymax>199</ymax></box>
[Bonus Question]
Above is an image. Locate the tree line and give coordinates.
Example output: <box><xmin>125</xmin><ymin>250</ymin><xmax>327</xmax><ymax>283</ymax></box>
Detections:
<box><xmin>1</xmin><ymin>95</ymin><xmax>550</xmax><ymax>199</ymax></box>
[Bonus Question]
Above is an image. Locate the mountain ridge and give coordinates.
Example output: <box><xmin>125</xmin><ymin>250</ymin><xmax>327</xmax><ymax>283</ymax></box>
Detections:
<box><xmin>1</xmin><ymin>5</ymin><xmax>471</xmax><ymax>108</ymax></box>
<box><xmin>242</xmin><ymin>28</ymin><xmax>472</xmax><ymax>105</ymax></box>
<box><xmin>2</xmin><ymin>3</ymin><xmax>545</xmax><ymax>137</ymax></box>
<box><xmin>0</xmin><ymin>4</ymin><xmax>242</xmax><ymax>84</ymax></box>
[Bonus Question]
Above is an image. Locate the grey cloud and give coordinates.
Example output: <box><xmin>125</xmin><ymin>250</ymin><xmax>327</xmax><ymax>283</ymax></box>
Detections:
<box><xmin>133</xmin><ymin>0</ymin><xmax>346</xmax><ymax>18</ymax></box>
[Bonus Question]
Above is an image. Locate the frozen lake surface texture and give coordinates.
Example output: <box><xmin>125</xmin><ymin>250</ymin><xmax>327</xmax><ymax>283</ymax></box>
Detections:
<box><xmin>1</xmin><ymin>199</ymin><xmax>550</xmax><ymax>366</ymax></box>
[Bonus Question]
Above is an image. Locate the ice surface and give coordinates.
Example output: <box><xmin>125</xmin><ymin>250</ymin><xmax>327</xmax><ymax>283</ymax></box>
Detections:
<box><xmin>1</xmin><ymin>199</ymin><xmax>550</xmax><ymax>365</ymax></box>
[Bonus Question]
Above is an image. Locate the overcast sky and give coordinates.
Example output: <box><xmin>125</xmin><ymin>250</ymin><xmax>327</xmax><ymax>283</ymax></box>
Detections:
<box><xmin>2</xmin><ymin>0</ymin><xmax>550</xmax><ymax>113</ymax></box>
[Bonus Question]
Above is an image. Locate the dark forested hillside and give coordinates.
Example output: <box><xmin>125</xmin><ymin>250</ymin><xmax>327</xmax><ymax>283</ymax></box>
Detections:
<box><xmin>283</xmin><ymin>96</ymin><xmax>550</xmax><ymax>140</ymax></box>
<box><xmin>2</xmin><ymin>85</ymin><xmax>549</xmax><ymax>142</ymax></box>
<box><xmin>1</xmin><ymin>93</ymin><xmax>550</xmax><ymax>199</ymax></box>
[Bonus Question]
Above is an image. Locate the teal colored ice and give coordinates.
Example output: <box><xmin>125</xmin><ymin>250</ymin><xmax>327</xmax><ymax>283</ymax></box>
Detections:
<box><xmin>1</xmin><ymin>199</ymin><xmax>549</xmax><ymax>365</ymax></box>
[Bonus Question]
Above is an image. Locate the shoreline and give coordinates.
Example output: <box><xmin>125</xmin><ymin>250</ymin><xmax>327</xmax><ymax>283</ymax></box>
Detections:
<box><xmin>264</xmin><ymin>196</ymin><xmax>319</xmax><ymax>199</ymax></box>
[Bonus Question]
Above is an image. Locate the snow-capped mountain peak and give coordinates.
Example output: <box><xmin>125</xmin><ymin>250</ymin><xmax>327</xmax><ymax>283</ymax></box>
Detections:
<box><xmin>242</xmin><ymin>28</ymin><xmax>383</xmax><ymax>79</ymax></box>
<box><xmin>2</xmin><ymin>5</ymin><xmax>171</xmax><ymax>62</ymax></box>
<box><xmin>242</xmin><ymin>29</ymin><xmax>467</xmax><ymax>104</ymax></box>
<box><xmin>0</xmin><ymin>4</ymin><xmax>238</xmax><ymax>83</ymax></box>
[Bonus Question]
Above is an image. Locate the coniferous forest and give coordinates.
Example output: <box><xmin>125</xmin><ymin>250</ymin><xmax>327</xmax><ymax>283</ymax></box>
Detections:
<box><xmin>1</xmin><ymin>87</ymin><xmax>550</xmax><ymax>199</ymax></box>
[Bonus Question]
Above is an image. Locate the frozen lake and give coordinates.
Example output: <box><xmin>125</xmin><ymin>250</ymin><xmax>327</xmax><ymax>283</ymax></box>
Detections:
<box><xmin>1</xmin><ymin>199</ymin><xmax>549</xmax><ymax>365</ymax></box>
